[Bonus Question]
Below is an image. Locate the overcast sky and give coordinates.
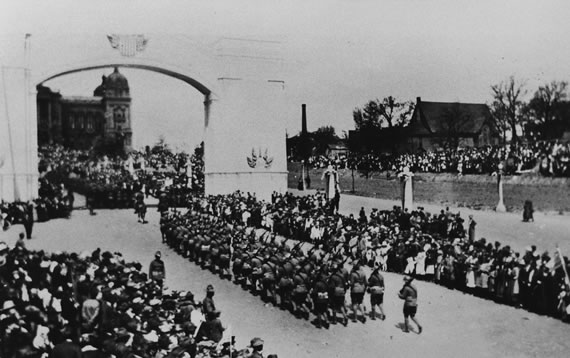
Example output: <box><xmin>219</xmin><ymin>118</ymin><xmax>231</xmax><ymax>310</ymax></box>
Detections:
<box><xmin>1</xmin><ymin>0</ymin><xmax>569</xmax><ymax>151</ymax></box>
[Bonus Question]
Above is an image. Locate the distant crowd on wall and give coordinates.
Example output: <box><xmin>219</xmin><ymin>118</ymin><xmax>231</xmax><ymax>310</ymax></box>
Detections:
<box><xmin>161</xmin><ymin>190</ymin><xmax>570</xmax><ymax>324</ymax></box>
<box><xmin>0</xmin><ymin>242</ymin><xmax>272</xmax><ymax>358</ymax></box>
<box><xmin>300</xmin><ymin>141</ymin><xmax>570</xmax><ymax>177</ymax></box>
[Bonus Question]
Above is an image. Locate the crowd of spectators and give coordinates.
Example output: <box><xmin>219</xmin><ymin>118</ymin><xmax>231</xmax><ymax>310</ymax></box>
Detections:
<box><xmin>37</xmin><ymin>144</ymin><xmax>204</xmax><ymax>209</ymax></box>
<box><xmin>1</xmin><ymin>175</ymin><xmax>73</xmax><ymax>235</ymax></box>
<box><xmin>0</xmin><ymin>241</ymin><xmax>269</xmax><ymax>358</ymax></box>
<box><xmin>161</xmin><ymin>191</ymin><xmax>570</xmax><ymax>325</ymax></box>
<box><xmin>302</xmin><ymin>141</ymin><xmax>570</xmax><ymax>177</ymax></box>
<box><xmin>2</xmin><ymin>143</ymin><xmax>204</xmax><ymax>235</ymax></box>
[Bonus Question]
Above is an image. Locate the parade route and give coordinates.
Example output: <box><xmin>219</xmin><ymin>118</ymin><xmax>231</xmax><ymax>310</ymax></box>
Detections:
<box><xmin>2</xmin><ymin>208</ymin><xmax>569</xmax><ymax>358</ymax></box>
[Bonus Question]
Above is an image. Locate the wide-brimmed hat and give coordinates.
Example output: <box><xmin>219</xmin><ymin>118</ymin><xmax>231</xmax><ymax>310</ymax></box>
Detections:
<box><xmin>249</xmin><ymin>337</ymin><xmax>264</xmax><ymax>347</ymax></box>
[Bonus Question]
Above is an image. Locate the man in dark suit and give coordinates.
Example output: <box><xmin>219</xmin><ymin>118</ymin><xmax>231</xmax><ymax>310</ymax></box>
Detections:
<box><xmin>468</xmin><ymin>215</ymin><xmax>477</xmax><ymax>242</ymax></box>
<box><xmin>24</xmin><ymin>202</ymin><xmax>34</xmax><ymax>239</ymax></box>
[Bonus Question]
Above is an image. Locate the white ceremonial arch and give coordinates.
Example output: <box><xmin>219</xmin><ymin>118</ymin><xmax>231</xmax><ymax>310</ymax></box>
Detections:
<box><xmin>0</xmin><ymin>34</ymin><xmax>288</xmax><ymax>201</ymax></box>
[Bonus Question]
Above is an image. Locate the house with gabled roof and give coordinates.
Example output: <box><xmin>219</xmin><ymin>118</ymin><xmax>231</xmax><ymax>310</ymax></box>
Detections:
<box><xmin>406</xmin><ymin>97</ymin><xmax>500</xmax><ymax>152</ymax></box>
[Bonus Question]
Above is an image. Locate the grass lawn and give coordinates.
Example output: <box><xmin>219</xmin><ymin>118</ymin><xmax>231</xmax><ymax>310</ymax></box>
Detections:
<box><xmin>287</xmin><ymin>162</ymin><xmax>570</xmax><ymax>214</ymax></box>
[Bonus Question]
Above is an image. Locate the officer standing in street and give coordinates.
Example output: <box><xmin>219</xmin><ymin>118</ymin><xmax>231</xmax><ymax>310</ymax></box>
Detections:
<box><xmin>149</xmin><ymin>251</ymin><xmax>166</xmax><ymax>289</ymax></box>
<box><xmin>202</xmin><ymin>284</ymin><xmax>217</xmax><ymax>315</ymax></box>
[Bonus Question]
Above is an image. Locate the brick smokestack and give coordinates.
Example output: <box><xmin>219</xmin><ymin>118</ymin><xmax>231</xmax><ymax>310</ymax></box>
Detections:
<box><xmin>301</xmin><ymin>104</ymin><xmax>307</xmax><ymax>135</ymax></box>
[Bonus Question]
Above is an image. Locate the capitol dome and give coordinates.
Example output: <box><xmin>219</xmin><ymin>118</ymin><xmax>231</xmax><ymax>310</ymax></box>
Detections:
<box><xmin>106</xmin><ymin>67</ymin><xmax>129</xmax><ymax>92</ymax></box>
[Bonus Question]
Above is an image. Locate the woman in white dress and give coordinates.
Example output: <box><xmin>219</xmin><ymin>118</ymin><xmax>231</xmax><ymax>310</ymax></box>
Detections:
<box><xmin>465</xmin><ymin>254</ymin><xmax>478</xmax><ymax>293</ymax></box>
<box><xmin>415</xmin><ymin>250</ymin><xmax>426</xmax><ymax>278</ymax></box>
<box><xmin>404</xmin><ymin>255</ymin><xmax>416</xmax><ymax>275</ymax></box>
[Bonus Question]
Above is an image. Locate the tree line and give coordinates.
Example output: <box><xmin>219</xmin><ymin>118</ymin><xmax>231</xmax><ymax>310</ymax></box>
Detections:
<box><xmin>351</xmin><ymin>78</ymin><xmax>570</xmax><ymax>151</ymax></box>
<box><xmin>289</xmin><ymin>77</ymin><xmax>570</xmax><ymax>158</ymax></box>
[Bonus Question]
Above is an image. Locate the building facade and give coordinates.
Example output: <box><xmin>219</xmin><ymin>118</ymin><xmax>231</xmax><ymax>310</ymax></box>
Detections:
<box><xmin>406</xmin><ymin>97</ymin><xmax>500</xmax><ymax>152</ymax></box>
<box><xmin>36</xmin><ymin>67</ymin><xmax>132</xmax><ymax>152</ymax></box>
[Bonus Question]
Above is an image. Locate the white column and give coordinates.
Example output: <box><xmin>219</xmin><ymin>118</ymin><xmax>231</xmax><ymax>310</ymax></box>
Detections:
<box><xmin>0</xmin><ymin>66</ymin><xmax>38</xmax><ymax>202</ymax></box>
<box><xmin>204</xmin><ymin>78</ymin><xmax>287</xmax><ymax>201</ymax></box>
<box><xmin>495</xmin><ymin>163</ymin><xmax>506</xmax><ymax>212</ymax></box>
<box><xmin>399</xmin><ymin>169</ymin><xmax>414</xmax><ymax>211</ymax></box>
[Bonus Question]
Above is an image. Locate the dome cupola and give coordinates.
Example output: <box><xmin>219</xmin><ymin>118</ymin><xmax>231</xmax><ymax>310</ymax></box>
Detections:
<box><xmin>105</xmin><ymin>67</ymin><xmax>129</xmax><ymax>97</ymax></box>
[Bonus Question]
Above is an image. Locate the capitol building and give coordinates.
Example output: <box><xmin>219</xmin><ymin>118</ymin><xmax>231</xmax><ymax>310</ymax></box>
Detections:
<box><xmin>36</xmin><ymin>67</ymin><xmax>133</xmax><ymax>152</ymax></box>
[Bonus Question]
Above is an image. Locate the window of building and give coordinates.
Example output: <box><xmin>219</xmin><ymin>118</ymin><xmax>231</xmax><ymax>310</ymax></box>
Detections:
<box><xmin>70</xmin><ymin>115</ymin><xmax>75</xmax><ymax>129</ymax></box>
<box><xmin>114</xmin><ymin>107</ymin><xmax>125</xmax><ymax>123</ymax></box>
<box><xmin>86</xmin><ymin>114</ymin><xmax>93</xmax><ymax>131</ymax></box>
<box><xmin>77</xmin><ymin>113</ymin><xmax>84</xmax><ymax>130</ymax></box>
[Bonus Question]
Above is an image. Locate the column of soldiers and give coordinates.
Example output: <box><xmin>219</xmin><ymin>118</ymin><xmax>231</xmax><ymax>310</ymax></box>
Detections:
<box><xmin>159</xmin><ymin>189</ymin><xmax>570</xmax><ymax>327</ymax></box>
<box><xmin>160</xmin><ymin>203</ymin><xmax>397</xmax><ymax>330</ymax></box>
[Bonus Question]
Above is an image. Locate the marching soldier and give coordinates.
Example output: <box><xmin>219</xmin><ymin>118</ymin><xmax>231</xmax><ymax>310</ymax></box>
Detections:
<box><xmin>349</xmin><ymin>260</ymin><xmax>367</xmax><ymax>322</ymax></box>
<box><xmin>368</xmin><ymin>267</ymin><xmax>386</xmax><ymax>320</ymax></box>
<box><xmin>292</xmin><ymin>266</ymin><xmax>310</xmax><ymax>319</ymax></box>
<box><xmin>328</xmin><ymin>263</ymin><xmax>348</xmax><ymax>326</ymax></box>
<box><xmin>311</xmin><ymin>270</ymin><xmax>330</xmax><ymax>328</ymax></box>
<box><xmin>398</xmin><ymin>276</ymin><xmax>422</xmax><ymax>334</ymax></box>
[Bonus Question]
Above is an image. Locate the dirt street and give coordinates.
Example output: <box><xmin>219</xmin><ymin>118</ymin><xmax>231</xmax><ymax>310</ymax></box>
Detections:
<box><xmin>1</xmin><ymin>208</ymin><xmax>569</xmax><ymax>358</ymax></box>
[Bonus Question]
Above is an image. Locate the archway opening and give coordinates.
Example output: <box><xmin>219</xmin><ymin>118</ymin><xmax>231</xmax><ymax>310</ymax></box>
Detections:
<box><xmin>36</xmin><ymin>65</ymin><xmax>210</xmax><ymax>154</ymax></box>
<box><xmin>36</xmin><ymin>65</ymin><xmax>210</xmax><ymax>199</ymax></box>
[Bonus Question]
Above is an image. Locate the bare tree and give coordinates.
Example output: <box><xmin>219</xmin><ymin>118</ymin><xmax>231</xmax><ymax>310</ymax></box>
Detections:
<box><xmin>490</xmin><ymin>76</ymin><xmax>527</xmax><ymax>145</ymax></box>
<box><xmin>378</xmin><ymin>96</ymin><xmax>415</xmax><ymax>128</ymax></box>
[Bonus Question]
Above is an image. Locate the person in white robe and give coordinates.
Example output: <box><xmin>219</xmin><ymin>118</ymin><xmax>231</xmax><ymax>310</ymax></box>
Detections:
<box><xmin>321</xmin><ymin>164</ymin><xmax>339</xmax><ymax>201</ymax></box>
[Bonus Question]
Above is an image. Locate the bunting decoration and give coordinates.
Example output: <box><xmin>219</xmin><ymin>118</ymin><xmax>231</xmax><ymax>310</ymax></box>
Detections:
<box><xmin>246</xmin><ymin>148</ymin><xmax>273</xmax><ymax>169</ymax></box>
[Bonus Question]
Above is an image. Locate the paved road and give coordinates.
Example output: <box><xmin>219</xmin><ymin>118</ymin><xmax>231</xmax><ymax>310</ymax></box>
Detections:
<box><xmin>1</xmin><ymin>208</ymin><xmax>569</xmax><ymax>358</ymax></box>
<box><xmin>291</xmin><ymin>189</ymin><xmax>570</xmax><ymax>255</ymax></box>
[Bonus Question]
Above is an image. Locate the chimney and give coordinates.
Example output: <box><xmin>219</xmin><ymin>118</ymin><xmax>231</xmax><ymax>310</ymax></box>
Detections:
<box><xmin>416</xmin><ymin>97</ymin><xmax>421</xmax><ymax>104</ymax></box>
<box><xmin>301</xmin><ymin>104</ymin><xmax>307</xmax><ymax>135</ymax></box>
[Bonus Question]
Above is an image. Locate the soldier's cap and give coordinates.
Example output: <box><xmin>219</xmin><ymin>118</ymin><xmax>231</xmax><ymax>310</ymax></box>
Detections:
<box><xmin>155</xmin><ymin>251</ymin><xmax>161</xmax><ymax>258</ymax></box>
<box><xmin>249</xmin><ymin>337</ymin><xmax>264</xmax><ymax>347</ymax></box>
<box><xmin>206</xmin><ymin>284</ymin><xmax>215</xmax><ymax>292</ymax></box>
